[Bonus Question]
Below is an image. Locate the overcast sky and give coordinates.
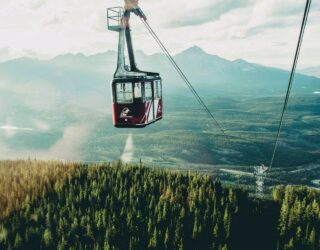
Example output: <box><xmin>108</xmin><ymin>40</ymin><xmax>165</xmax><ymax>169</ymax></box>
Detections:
<box><xmin>0</xmin><ymin>0</ymin><xmax>319</xmax><ymax>69</ymax></box>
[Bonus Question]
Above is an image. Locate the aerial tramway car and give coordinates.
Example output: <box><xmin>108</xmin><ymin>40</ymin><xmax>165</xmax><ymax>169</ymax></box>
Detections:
<box><xmin>107</xmin><ymin>7</ymin><xmax>163</xmax><ymax>128</ymax></box>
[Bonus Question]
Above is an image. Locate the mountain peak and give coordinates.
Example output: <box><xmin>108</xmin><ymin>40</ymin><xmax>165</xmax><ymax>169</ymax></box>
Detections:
<box><xmin>135</xmin><ymin>50</ymin><xmax>146</xmax><ymax>57</ymax></box>
<box><xmin>181</xmin><ymin>46</ymin><xmax>207</xmax><ymax>55</ymax></box>
<box><xmin>52</xmin><ymin>52</ymin><xmax>86</xmax><ymax>61</ymax></box>
<box><xmin>175</xmin><ymin>45</ymin><xmax>228</xmax><ymax>64</ymax></box>
<box><xmin>233</xmin><ymin>58</ymin><xmax>249</xmax><ymax>64</ymax></box>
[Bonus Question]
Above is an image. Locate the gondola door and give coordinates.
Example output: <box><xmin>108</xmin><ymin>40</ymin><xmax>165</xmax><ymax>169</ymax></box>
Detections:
<box><xmin>144</xmin><ymin>82</ymin><xmax>154</xmax><ymax>124</ymax></box>
<box><xmin>153</xmin><ymin>80</ymin><xmax>162</xmax><ymax>120</ymax></box>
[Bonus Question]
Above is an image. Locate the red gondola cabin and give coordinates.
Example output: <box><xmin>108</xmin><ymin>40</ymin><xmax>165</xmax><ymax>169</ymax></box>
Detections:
<box><xmin>108</xmin><ymin>7</ymin><xmax>163</xmax><ymax>128</ymax></box>
<box><xmin>112</xmin><ymin>77</ymin><xmax>162</xmax><ymax>127</ymax></box>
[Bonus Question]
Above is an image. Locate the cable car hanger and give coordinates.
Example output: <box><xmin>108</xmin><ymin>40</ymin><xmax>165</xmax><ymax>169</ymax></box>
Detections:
<box><xmin>107</xmin><ymin>4</ymin><xmax>163</xmax><ymax>128</ymax></box>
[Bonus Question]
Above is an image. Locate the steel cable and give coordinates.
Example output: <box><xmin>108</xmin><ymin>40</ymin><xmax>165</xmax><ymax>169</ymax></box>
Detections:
<box><xmin>141</xmin><ymin>19</ymin><xmax>227</xmax><ymax>135</ymax></box>
<box><xmin>269</xmin><ymin>0</ymin><xmax>312</xmax><ymax>170</ymax></box>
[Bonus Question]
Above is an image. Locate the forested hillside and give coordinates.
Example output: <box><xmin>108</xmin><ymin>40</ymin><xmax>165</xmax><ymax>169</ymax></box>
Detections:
<box><xmin>0</xmin><ymin>160</ymin><xmax>79</xmax><ymax>220</ymax></box>
<box><xmin>0</xmin><ymin>161</ymin><xmax>319</xmax><ymax>250</ymax></box>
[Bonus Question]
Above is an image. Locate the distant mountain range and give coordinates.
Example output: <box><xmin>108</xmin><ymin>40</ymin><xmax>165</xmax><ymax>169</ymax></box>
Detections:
<box><xmin>138</xmin><ymin>46</ymin><xmax>320</xmax><ymax>96</ymax></box>
<box><xmin>0</xmin><ymin>46</ymin><xmax>319</xmax><ymax>111</ymax></box>
<box><xmin>299</xmin><ymin>66</ymin><xmax>320</xmax><ymax>78</ymax></box>
<box><xmin>0</xmin><ymin>46</ymin><xmax>319</xmax><ymax>165</ymax></box>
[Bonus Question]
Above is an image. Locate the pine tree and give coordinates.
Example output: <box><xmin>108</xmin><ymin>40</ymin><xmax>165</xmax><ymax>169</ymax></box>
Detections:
<box><xmin>43</xmin><ymin>229</ymin><xmax>53</xmax><ymax>248</ymax></box>
<box><xmin>14</xmin><ymin>233</ymin><xmax>23</xmax><ymax>249</ymax></box>
<box><xmin>164</xmin><ymin>228</ymin><xmax>170</xmax><ymax>250</ymax></box>
<box><xmin>285</xmin><ymin>237</ymin><xmax>294</xmax><ymax>250</ymax></box>
<box><xmin>57</xmin><ymin>237</ymin><xmax>67</xmax><ymax>250</ymax></box>
<box><xmin>308</xmin><ymin>228</ymin><xmax>316</xmax><ymax>248</ymax></box>
<box><xmin>148</xmin><ymin>228</ymin><xmax>158</xmax><ymax>249</ymax></box>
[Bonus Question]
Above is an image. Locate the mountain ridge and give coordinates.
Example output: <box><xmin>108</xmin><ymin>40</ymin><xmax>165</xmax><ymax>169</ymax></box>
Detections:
<box><xmin>1</xmin><ymin>46</ymin><xmax>319</xmax><ymax>81</ymax></box>
<box><xmin>0</xmin><ymin>46</ymin><xmax>319</xmax><ymax>99</ymax></box>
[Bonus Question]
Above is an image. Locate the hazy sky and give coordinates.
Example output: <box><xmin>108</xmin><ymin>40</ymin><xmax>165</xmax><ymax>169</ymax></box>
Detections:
<box><xmin>0</xmin><ymin>0</ymin><xmax>319</xmax><ymax>69</ymax></box>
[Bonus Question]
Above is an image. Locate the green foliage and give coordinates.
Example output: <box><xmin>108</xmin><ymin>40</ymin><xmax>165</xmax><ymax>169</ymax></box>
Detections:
<box><xmin>0</xmin><ymin>160</ymin><xmax>79</xmax><ymax>220</ymax></box>
<box><xmin>14</xmin><ymin>233</ymin><xmax>22</xmax><ymax>249</ymax></box>
<box><xmin>276</xmin><ymin>186</ymin><xmax>320</xmax><ymax>250</ymax></box>
<box><xmin>0</xmin><ymin>161</ymin><xmax>242</xmax><ymax>249</ymax></box>
<box><xmin>43</xmin><ymin>229</ymin><xmax>53</xmax><ymax>247</ymax></box>
<box><xmin>0</xmin><ymin>161</ymin><xmax>319</xmax><ymax>250</ymax></box>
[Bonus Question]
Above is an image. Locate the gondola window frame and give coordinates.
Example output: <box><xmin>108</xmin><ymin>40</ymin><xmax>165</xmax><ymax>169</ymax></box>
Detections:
<box><xmin>116</xmin><ymin>82</ymin><xmax>133</xmax><ymax>104</ymax></box>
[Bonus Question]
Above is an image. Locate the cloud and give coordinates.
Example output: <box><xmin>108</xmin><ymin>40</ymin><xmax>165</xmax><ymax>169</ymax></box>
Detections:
<box><xmin>0</xmin><ymin>47</ymin><xmax>10</xmax><ymax>62</ymax></box>
<box><xmin>0</xmin><ymin>123</ymin><xmax>95</xmax><ymax>161</ymax></box>
<box><xmin>0</xmin><ymin>0</ymin><xmax>319</xmax><ymax>69</ymax></box>
<box><xmin>42</xmin><ymin>16</ymin><xmax>64</xmax><ymax>26</ymax></box>
<box><xmin>29</xmin><ymin>0</ymin><xmax>46</xmax><ymax>10</ymax></box>
<box><xmin>33</xmin><ymin>119</ymin><xmax>51</xmax><ymax>131</ymax></box>
<box><xmin>244</xmin><ymin>0</ymin><xmax>306</xmax><ymax>37</ymax></box>
<box><xmin>47</xmin><ymin>124</ymin><xmax>92</xmax><ymax>160</ymax></box>
<box><xmin>168</xmin><ymin>0</ymin><xmax>253</xmax><ymax>27</ymax></box>
<box><xmin>0</xmin><ymin>125</ymin><xmax>33</xmax><ymax>138</ymax></box>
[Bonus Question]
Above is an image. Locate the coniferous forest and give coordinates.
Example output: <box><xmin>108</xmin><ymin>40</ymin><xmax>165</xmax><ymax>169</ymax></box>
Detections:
<box><xmin>0</xmin><ymin>160</ymin><xmax>319</xmax><ymax>250</ymax></box>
